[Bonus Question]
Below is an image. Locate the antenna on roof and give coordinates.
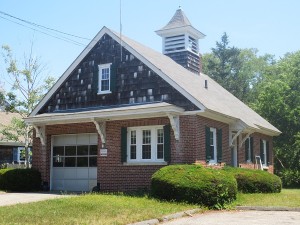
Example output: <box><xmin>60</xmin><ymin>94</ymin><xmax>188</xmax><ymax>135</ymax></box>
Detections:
<box><xmin>120</xmin><ymin>0</ymin><xmax>123</xmax><ymax>61</ymax></box>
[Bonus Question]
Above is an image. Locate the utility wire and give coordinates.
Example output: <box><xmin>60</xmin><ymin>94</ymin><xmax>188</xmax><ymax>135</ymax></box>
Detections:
<box><xmin>0</xmin><ymin>15</ymin><xmax>86</xmax><ymax>47</ymax></box>
<box><xmin>0</xmin><ymin>11</ymin><xmax>90</xmax><ymax>47</ymax></box>
<box><xmin>0</xmin><ymin>10</ymin><xmax>91</xmax><ymax>41</ymax></box>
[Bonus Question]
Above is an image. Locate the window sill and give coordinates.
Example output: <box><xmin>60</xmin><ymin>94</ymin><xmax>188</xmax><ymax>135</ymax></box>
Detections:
<box><xmin>123</xmin><ymin>162</ymin><xmax>168</xmax><ymax>166</ymax></box>
<box><xmin>97</xmin><ymin>91</ymin><xmax>112</xmax><ymax>95</ymax></box>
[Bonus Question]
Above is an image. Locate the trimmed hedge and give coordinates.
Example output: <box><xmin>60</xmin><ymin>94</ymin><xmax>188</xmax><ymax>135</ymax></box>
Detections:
<box><xmin>0</xmin><ymin>168</ymin><xmax>41</xmax><ymax>192</ymax></box>
<box><xmin>151</xmin><ymin>164</ymin><xmax>237</xmax><ymax>208</ymax></box>
<box><xmin>223</xmin><ymin>167</ymin><xmax>282</xmax><ymax>193</ymax></box>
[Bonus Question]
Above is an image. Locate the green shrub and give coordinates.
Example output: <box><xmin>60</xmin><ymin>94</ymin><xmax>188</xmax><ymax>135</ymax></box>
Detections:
<box><xmin>279</xmin><ymin>169</ymin><xmax>300</xmax><ymax>188</ymax></box>
<box><xmin>223</xmin><ymin>167</ymin><xmax>282</xmax><ymax>193</ymax></box>
<box><xmin>151</xmin><ymin>164</ymin><xmax>237</xmax><ymax>208</ymax></box>
<box><xmin>0</xmin><ymin>168</ymin><xmax>41</xmax><ymax>192</ymax></box>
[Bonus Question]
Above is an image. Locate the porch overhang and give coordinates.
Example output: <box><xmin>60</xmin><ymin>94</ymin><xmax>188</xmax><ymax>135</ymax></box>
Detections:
<box><xmin>25</xmin><ymin>102</ymin><xmax>185</xmax><ymax>126</ymax></box>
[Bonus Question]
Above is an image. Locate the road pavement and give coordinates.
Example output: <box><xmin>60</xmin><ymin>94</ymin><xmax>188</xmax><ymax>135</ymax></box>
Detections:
<box><xmin>162</xmin><ymin>210</ymin><xmax>300</xmax><ymax>225</ymax></box>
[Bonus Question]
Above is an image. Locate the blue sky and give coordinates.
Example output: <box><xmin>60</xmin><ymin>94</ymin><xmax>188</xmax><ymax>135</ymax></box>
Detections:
<box><xmin>1</xmin><ymin>0</ymin><xmax>300</xmax><ymax>89</ymax></box>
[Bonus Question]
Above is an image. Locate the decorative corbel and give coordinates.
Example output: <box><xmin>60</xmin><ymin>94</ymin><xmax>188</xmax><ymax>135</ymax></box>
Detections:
<box><xmin>33</xmin><ymin>125</ymin><xmax>45</xmax><ymax>146</ymax></box>
<box><xmin>230</xmin><ymin>129</ymin><xmax>243</xmax><ymax>147</ymax></box>
<box><xmin>239</xmin><ymin>133</ymin><xmax>252</xmax><ymax>148</ymax></box>
<box><xmin>167</xmin><ymin>113</ymin><xmax>180</xmax><ymax>140</ymax></box>
<box><xmin>92</xmin><ymin>119</ymin><xmax>106</xmax><ymax>148</ymax></box>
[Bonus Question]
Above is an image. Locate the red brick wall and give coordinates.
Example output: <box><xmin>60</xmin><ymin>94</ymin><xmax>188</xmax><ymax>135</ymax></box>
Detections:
<box><xmin>238</xmin><ymin>132</ymin><xmax>274</xmax><ymax>173</ymax></box>
<box><xmin>31</xmin><ymin>115</ymin><xmax>273</xmax><ymax>191</ymax></box>
<box><xmin>195</xmin><ymin>116</ymin><xmax>230</xmax><ymax>165</ymax></box>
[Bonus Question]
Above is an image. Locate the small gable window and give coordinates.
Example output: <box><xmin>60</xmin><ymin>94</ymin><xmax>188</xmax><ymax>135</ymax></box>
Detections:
<box><xmin>98</xmin><ymin>63</ymin><xmax>112</xmax><ymax>94</ymax></box>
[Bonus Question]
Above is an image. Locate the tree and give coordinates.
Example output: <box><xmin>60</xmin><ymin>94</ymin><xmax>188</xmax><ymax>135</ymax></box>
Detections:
<box><xmin>1</xmin><ymin>44</ymin><xmax>55</xmax><ymax>167</ymax></box>
<box><xmin>251</xmin><ymin>51</ymin><xmax>300</xmax><ymax>172</ymax></box>
<box><xmin>202</xmin><ymin>33</ymin><xmax>275</xmax><ymax>103</ymax></box>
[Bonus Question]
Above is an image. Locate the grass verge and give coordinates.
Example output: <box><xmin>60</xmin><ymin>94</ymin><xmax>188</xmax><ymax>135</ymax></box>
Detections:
<box><xmin>0</xmin><ymin>193</ymin><xmax>198</xmax><ymax>225</ymax></box>
<box><xmin>234</xmin><ymin>189</ymin><xmax>300</xmax><ymax>207</ymax></box>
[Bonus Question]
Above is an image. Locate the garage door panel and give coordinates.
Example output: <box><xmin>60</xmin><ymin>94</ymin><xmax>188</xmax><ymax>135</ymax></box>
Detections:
<box><xmin>64</xmin><ymin>180</ymin><xmax>78</xmax><ymax>191</ymax></box>
<box><xmin>51</xmin><ymin>133</ymin><xmax>98</xmax><ymax>192</ymax></box>
<box><xmin>77</xmin><ymin>168</ymin><xmax>89</xmax><ymax>179</ymax></box>
<box><xmin>89</xmin><ymin>134</ymin><xmax>98</xmax><ymax>145</ymax></box>
<box><xmin>89</xmin><ymin>180</ymin><xmax>97</xmax><ymax>190</ymax></box>
<box><xmin>53</xmin><ymin>168</ymin><xmax>64</xmax><ymax>179</ymax></box>
<box><xmin>89</xmin><ymin>168</ymin><xmax>97</xmax><ymax>179</ymax></box>
<box><xmin>63</xmin><ymin>168</ymin><xmax>77</xmax><ymax>179</ymax></box>
<box><xmin>52</xmin><ymin>180</ymin><xmax>64</xmax><ymax>191</ymax></box>
<box><xmin>77</xmin><ymin>134</ymin><xmax>90</xmax><ymax>145</ymax></box>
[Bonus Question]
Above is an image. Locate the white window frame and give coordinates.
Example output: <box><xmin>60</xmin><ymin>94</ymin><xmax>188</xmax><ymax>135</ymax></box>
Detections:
<box><xmin>98</xmin><ymin>63</ymin><xmax>112</xmax><ymax>94</ymax></box>
<box><xmin>262</xmin><ymin>139</ymin><xmax>267</xmax><ymax>167</ymax></box>
<box><xmin>209</xmin><ymin>127</ymin><xmax>217</xmax><ymax>164</ymax></box>
<box><xmin>126</xmin><ymin>125</ymin><xmax>165</xmax><ymax>164</ymax></box>
<box><xmin>246</xmin><ymin>137</ymin><xmax>252</xmax><ymax>163</ymax></box>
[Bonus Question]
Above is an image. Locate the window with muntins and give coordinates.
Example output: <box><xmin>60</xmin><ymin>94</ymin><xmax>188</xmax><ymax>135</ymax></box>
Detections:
<box><xmin>127</xmin><ymin>126</ymin><xmax>165</xmax><ymax>163</ymax></box>
<box><xmin>245</xmin><ymin>137</ymin><xmax>253</xmax><ymax>163</ymax></box>
<box><xmin>98</xmin><ymin>63</ymin><xmax>112</xmax><ymax>94</ymax></box>
<box><xmin>205</xmin><ymin>126</ymin><xmax>222</xmax><ymax>164</ymax></box>
<box><xmin>209</xmin><ymin>128</ymin><xmax>217</xmax><ymax>163</ymax></box>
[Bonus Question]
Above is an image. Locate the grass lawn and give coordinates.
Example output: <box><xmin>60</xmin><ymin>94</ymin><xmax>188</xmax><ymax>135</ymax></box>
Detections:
<box><xmin>0</xmin><ymin>193</ymin><xmax>198</xmax><ymax>225</ymax></box>
<box><xmin>234</xmin><ymin>189</ymin><xmax>300</xmax><ymax>207</ymax></box>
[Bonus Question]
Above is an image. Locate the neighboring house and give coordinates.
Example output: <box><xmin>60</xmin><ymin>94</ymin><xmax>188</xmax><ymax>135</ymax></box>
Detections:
<box><xmin>25</xmin><ymin>9</ymin><xmax>280</xmax><ymax>192</ymax></box>
<box><xmin>0</xmin><ymin>112</ymin><xmax>31</xmax><ymax>164</ymax></box>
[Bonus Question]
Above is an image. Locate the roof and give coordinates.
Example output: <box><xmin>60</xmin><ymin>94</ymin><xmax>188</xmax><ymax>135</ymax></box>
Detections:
<box><xmin>156</xmin><ymin>9</ymin><xmax>206</xmax><ymax>39</ymax></box>
<box><xmin>161</xmin><ymin>9</ymin><xmax>192</xmax><ymax>30</ymax></box>
<box><xmin>29</xmin><ymin>26</ymin><xmax>280</xmax><ymax>136</ymax></box>
<box><xmin>26</xmin><ymin>102</ymin><xmax>184</xmax><ymax>125</ymax></box>
<box><xmin>0</xmin><ymin>111</ymin><xmax>25</xmax><ymax>145</ymax></box>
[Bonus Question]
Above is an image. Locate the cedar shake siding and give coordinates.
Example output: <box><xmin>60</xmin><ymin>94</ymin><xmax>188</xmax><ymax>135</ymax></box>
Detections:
<box><xmin>38</xmin><ymin>34</ymin><xmax>198</xmax><ymax>114</ymax></box>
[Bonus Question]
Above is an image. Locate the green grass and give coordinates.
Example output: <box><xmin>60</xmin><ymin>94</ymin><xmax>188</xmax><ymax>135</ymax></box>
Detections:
<box><xmin>0</xmin><ymin>193</ymin><xmax>198</xmax><ymax>225</ymax></box>
<box><xmin>234</xmin><ymin>189</ymin><xmax>300</xmax><ymax>207</ymax></box>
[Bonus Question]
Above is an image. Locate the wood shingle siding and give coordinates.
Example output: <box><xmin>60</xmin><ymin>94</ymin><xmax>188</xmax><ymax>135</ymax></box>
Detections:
<box><xmin>39</xmin><ymin>34</ymin><xmax>198</xmax><ymax>114</ymax></box>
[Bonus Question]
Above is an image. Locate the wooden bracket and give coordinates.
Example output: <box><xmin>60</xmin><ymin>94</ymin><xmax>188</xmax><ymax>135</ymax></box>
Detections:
<box><xmin>33</xmin><ymin>125</ymin><xmax>45</xmax><ymax>146</ymax></box>
<box><xmin>230</xmin><ymin>129</ymin><xmax>243</xmax><ymax>147</ymax></box>
<box><xmin>92</xmin><ymin>119</ymin><xmax>106</xmax><ymax>147</ymax></box>
<box><xmin>167</xmin><ymin>114</ymin><xmax>180</xmax><ymax>140</ymax></box>
<box><xmin>239</xmin><ymin>133</ymin><xmax>252</xmax><ymax>148</ymax></box>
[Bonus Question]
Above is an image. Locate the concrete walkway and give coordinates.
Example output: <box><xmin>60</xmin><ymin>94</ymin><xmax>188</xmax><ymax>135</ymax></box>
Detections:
<box><xmin>0</xmin><ymin>192</ymin><xmax>69</xmax><ymax>207</ymax></box>
<box><xmin>162</xmin><ymin>210</ymin><xmax>300</xmax><ymax>225</ymax></box>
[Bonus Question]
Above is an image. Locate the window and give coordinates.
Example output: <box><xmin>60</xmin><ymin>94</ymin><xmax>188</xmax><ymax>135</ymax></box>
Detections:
<box><xmin>260</xmin><ymin>139</ymin><xmax>269</xmax><ymax>167</ymax></box>
<box><xmin>205</xmin><ymin>127</ymin><xmax>222</xmax><ymax>164</ymax></box>
<box><xmin>127</xmin><ymin>126</ymin><xmax>165</xmax><ymax>163</ymax></box>
<box><xmin>209</xmin><ymin>128</ymin><xmax>217</xmax><ymax>163</ymax></box>
<box><xmin>98</xmin><ymin>63</ymin><xmax>112</xmax><ymax>94</ymax></box>
<box><xmin>52</xmin><ymin>145</ymin><xmax>97</xmax><ymax>168</ymax></box>
<box><xmin>245</xmin><ymin>137</ymin><xmax>253</xmax><ymax>163</ymax></box>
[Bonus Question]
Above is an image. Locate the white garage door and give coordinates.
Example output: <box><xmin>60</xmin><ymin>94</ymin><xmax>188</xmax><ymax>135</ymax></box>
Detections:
<box><xmin>51</xmin><ymin>133</ymin><xmax>98</xmax><ymax>192</ymax></box>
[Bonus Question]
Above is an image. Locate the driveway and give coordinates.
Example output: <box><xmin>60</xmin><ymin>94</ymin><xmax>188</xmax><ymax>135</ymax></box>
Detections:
<box><xmin>0</xmin><ymin>192</ymin><xmax>69</xmax><ymax>206</ymax></box>
<box><xmin>162</xmin><ymin>210</ymin><xmax>300</xmax><ymax>225</ymax></box>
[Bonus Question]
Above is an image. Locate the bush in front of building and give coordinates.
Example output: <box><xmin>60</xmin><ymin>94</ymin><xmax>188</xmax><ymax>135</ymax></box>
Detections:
<box><xmin>223</xmin><ymin>167</ymin><xmax>282</xmax><ymax>193</ymax></box>
<box><xmin>151</xmin><ymin>164</ymin><xmax>237</xmax><ymax>209</ymax></box>
<box><xmin>278</xmin><ymin>169</ymin><xmax>300</xmax><ymax>188</ymax></box>
<box><xmin>0</xmin><ymin>168</ymin><xmax>41</xmax><ymax>192</ymax></box>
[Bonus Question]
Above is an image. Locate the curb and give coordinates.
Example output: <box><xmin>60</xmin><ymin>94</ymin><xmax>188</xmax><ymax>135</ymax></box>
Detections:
<box><xmin>236</xmin><ymin>206</ymin><xmax>300</xmax><ymax>212</ymax></box>
<box><xmin>128</xmin><ymin>208</ymin><xmax>202</xmax><ymax>225</ymax></box>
